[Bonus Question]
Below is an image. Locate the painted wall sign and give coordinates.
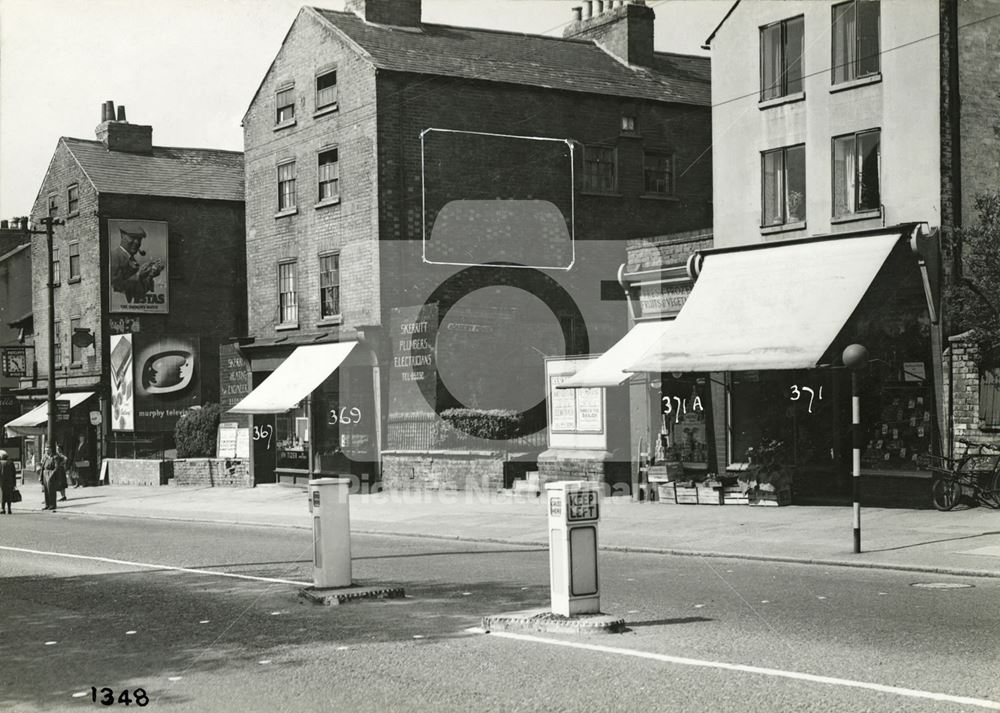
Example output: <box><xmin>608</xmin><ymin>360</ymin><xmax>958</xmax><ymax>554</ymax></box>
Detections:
<box><xmin>789</xmin><ymin>385</ymin><xmax>824</xmax><ymax>414</ymax></box>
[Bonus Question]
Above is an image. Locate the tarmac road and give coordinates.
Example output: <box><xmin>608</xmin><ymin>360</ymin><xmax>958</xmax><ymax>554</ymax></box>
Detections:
<box><xmin>1</xmin><ymin>513</ymin><xmax>998</xmax><ymax>712</ymax></box>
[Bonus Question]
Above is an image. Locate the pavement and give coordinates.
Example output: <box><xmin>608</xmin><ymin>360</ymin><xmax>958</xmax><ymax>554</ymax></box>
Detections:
<box><xmin>16</xmin><ymin>482</ymin><xmax>1000</xmax><ymax>578</ymax></box>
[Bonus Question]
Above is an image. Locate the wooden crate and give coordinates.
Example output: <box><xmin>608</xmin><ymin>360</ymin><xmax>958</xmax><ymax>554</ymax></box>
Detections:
<box><xmin>750</xmin><ymin>489</ymin><xmax>792</xmax><ymax>506</ymax></box>
<box><xmin>670</xmin><ymin>484</ymin><xmax>722</xmax><ymax>504</ymax></box>
<box><xmin>673</xmin><ymin>485</ymin><xmax>700</xmax><ymax>504</ymax></box>
<box><xmin>721</xmin><ymin>485</ymin><xmax>748</xmax><ymax>506</ymax></box>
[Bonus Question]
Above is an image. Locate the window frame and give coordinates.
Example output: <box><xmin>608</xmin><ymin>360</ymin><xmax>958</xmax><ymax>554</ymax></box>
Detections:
<box><xmin>831</xmin><ymin>128</ymin><xmax>881</xmax><ymax>219</ymax></box>
<box><xmin>277</xmin><ymin>159</ymin><xmax>297</xmax><ymax>214</ymax></box>
<box><xmin>275</xmin><ymin>84</ymin><xmax>296</xmax><ymax>126</ymax></box>
<box><xmin>315</xmin><ymin>68</ymin><xmax>338</xmax><ymax>112</ymax></box>
<box><xmin>70</xmin><ymin>316</ymin><xmax>82</xmax><ymax>366</ymax></box>
<box><xmin>67</xmin><ymin>184</ymin><xmax>79</xmax><ymax>216</ymax></box>
<box><xmin>642</xmin><ymin>151</ymin><xmax>676</xmax><ymax>196</ymax></box>
<box><xmin>52</xmin><ymin>244</ymin><xmax>61</xmax><ymax>286</ymax></box>
<box><xmin>47</xmin><ymin>193</ymin><xmax>58</xmax><ymax>218</ymax></box>
<box><xmin>760</xmin><ymin>143</ymin><xmax>806</xmax><ymax>228</ymax></box>
<box><xmin>318</xmin><ymin>251</ymin><xmax>341</xmax><ymax>322</ymax></box>
<box><xmin>277</xmin><ymin>259</ymin><xmax>298</xmax><ymax>328</ymax></box>
<box><xmin>581</xmin><ymin>145</ymin><xmax>617</xmax><ymax>194</ymax></box>
<box><xmin>831</xmin><ymin>0</ymin><xmax>881</xmax><ymax>86</ymax></box>
<box><xmin>53</xmin><ymin>320</ymin><xmax>62</xmax><ymax>369</ymax></box>
<box><xmin>68</xmin><ymin>241</ymin><xmax>81</xmax><ymax>282</ymax></box>
<box><xmin>317</xmin><ymin>146</ymin><xmax>340</xmax><ymax>205</ymax></box>
<box><xmin>759</xmin><ymin>14</ymin><xmax>805</xmax><ymax>102</ymax></box>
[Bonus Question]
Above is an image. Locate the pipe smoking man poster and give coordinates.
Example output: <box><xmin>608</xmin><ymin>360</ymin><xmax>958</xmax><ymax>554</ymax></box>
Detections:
<box><xmin>108</xmin><ymin>219</ymin><xmax>169</xmax><ymax>313</ymax></box>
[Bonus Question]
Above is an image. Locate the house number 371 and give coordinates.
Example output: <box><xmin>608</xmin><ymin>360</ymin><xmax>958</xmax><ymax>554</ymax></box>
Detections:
<box><xmin>789</xmin><ymin>385</ymin><xmax>824</xmax><ymax>414</ymax></box>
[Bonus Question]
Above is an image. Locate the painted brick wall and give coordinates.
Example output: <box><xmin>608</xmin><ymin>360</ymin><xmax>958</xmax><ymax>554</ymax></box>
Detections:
<box><xmin>381</xmin><ymin>452</ymin><xmax>505</xmax><ymax>491</ymax></box>
<box><xmin>242</xmin><ymin>8</ymin><xmax>380</xmax><ymax>340</ymax></box>
<box><xmin>171</xmin><ymin>458</ymin><xmax>252</xmax><ymax>487</ymax></box>
<box><xmin>943</xmin><ymin>334</ymin><xmax>1000</xmax><ymax>455</ymax></box>
<box><xmin>29</xmin><ymin>140</ymin><xmax>103</xmax><ymax>388</ymax></box>
<box><xmin>625</xmin><ymin>230</ymin><xmax>713</xmax><ymax>272</ymax></box>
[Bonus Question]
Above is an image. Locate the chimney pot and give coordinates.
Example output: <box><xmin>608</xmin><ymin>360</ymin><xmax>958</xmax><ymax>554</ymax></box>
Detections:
<box><xmin>584</xmin><ymin>0</ymin><xmax>593</xmax><ymax>19</ymax></box>
<box><xmin>117</xmin><ymin>105</ymin><xmax>127</xmax><ymax>122</ymax></box>
<box><xmin>572</xmin><ymin>5</ymin><xmax>582</xmax><ymax>21</ymax></box>
<box><xmin>1</xmin><ymin>220</ymin><xmax>8</xmax><ymax>230</ymax></box>
<box><xmin>104</xmin><ymin>100</ymin><xmax>116</xmax><ymax>122</ymax></box>
<box><xmin>101</xmin><ymin>104</ymin><xmax>108</xmax><ymax>122</ymax></box>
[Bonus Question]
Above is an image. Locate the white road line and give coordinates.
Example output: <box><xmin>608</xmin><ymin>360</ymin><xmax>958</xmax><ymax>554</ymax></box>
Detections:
<box><xmin>0</xmin><ymin>545</ymin><xmax>310</xmax><ymax>586</ymax></box>
<box><xmin>489</xmin><ymin>632</ymin><xmax>1000</xmax><ymax>710</ymax></box>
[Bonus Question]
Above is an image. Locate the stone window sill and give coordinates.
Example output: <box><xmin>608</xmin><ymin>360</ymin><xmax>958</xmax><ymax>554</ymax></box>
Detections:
<box><xmin>760</xmin><ymin>220</ymin><xmax>806</xmax><ymax>235</ymax></box>
<box><xmin>831</xmin><ymin>209</ymin><xmax>882</xmax><ymax>225</ymax></box>
<box><xmin>315</xmin><ymin>197</ymin><xmax>341</xmax><ymax>210</ymax></box>
<box><xmin>318</xmin><ymin>316</ymin><xmax>343</xmax><ymax>327</ymax></box>
<box><xmin>273</xmin><ymin>119</ymin><xmax>297</xmax><ymax>132</ymax></box>
<box><xmin>830</xmin><ymin>73</ymin><xmax>882</xmax><ymax>94</ymax></box>
<box><xmin>758</xmin><ymin>91</ymin><xmax>805</xmax><ymax>110</ymax></box>
<box><xmin>639</xmin><ymin>194</ymin><xmax>680</xmax><ymax>202</ymax></box>
<box><xmin>68</xmin><ymin>277</ymin><xmax>81</xmax><ymax>285</ymax></box>
<box><xmin>274</xmin><ymin>208</ymin><xmax>298</xmax><ymax>219</ymax></box>
<box><xmin>580</xmin><ymin>190</ymin><xmax>621</xmax><ymax>198</ymax></box>
<box><xmin>275</xmin><ymin>323</ymin><xmax>299</xmax><ymax>332</ymax></box>
<box><xmin>313</xmin><ymin>104</ymin><xmax>339</xmax><ymax>118</ymax></box>
<box><xmin>66</xmin><ymin>211</ymin><xmax>80</xmax><ymax>220</ymax></box>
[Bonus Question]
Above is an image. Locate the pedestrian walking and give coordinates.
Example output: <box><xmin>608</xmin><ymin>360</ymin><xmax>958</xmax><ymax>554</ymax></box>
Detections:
<box><xmin>39</xmin><ymin>446</ymin><xmax>60</xmax><ymax>511</ymax></box>
<box><xmin>0</xmin><ymin>450</ymin><xmax>17</xmax><ymax>514</ymax></box>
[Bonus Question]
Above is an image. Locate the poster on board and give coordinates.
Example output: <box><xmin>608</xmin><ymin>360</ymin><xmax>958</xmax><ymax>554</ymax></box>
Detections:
<box><xmin>107</xmin><ymin>219</ymin><xmax>169</xmax><ymax>313</ymax></box>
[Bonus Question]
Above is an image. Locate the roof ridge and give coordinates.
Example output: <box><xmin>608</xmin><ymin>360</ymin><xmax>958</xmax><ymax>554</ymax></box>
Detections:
<box><xmin>653</xmin><ymin>50</ymin><xmax>711</xmax><ymax>62</ymax></box>
<box><xmin>62</xmin><ymin>136</ymin><xmax>242</xmax><ymax>156</ymax></box>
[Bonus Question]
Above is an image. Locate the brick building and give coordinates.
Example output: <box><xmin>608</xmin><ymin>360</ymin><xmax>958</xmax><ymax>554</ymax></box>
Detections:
<box><xmin>0</xmin><ymin>227</ymin><xmax>32</xmax><ymax>464</ymax></box>
<box><xmin>571</xmin><ymin>0</ymin><xmax>999</xmax><ymax>506</ymax></box>
<box><xmin>230</xmin><ymin>0</ymin><xmax>713</xmax><ymax>488</ymax></box>
<box><xmin>5</xmin><ymin>102</ymin><xmax>245</xmax><ymax>484</ymax></box>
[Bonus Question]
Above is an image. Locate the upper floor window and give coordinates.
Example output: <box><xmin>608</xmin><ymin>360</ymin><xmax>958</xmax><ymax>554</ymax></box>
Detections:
<box><xmin>319</xmin><ymin>252</ymin><xmax>340</xmax><ymax>319</ymax></box>
<box><xmin>277</xmin><ymin>161</ymin><xmax>297</xmax><ymax>212</ymax></box>
<box><xmin>52</xmin><ymin>244</ymin><xmax>61</xmax><ymax>286</ymax></box>
<box><xmin>67</xmin><ymin>184</ymin><xmax>79</xmax><ymax>215</ymax></box>
<box><xmin>278</xmin><ymin>260</ymin><xmax>298</xmax><ymax>326</ymax></box>
<box><xmin>582</xmin><ymin>146</ymin><xmax>616</xmax><ymax>193</ymax></box>
<box><xmin>621</xmin><ymin>115</ymin><xmax>637</xmax><ymax>132</ymax></box>
<box><xmin>316</xmin><ymin>70</ymin><xmax>338</xmax><ymax>110</ymax></box>
<box><xmin>68</xmin><ymin>242</ymin><xmax>80</xmax><ymax>281</ymax></box>
<box><xmin>318</xmin><ymin>148</ymin><xmax>340</xmax><ymax>203</ymax></box>
<box><xmin>643</xmin><ymin>153</ymin><xmax>675</xmax><ymax>196</ymax></box>
<box><xmin>761</xmin><ymin>144</ymin><xmax>805</xmax><ymax>226</ymax></box>
<box><xmin>48</xmin><ymin>193</ymin><xmax>58</xmax><ymax>217</ymax></box>
<box><xmin>832</xmin><ymin>1</ymin><xmax>880</xmax><ymax>85</ymax></box>
<box><xmin>760</xmin><ymin>15</ymin><xmax>804</xmax><ymax>101</ymax></box>
<box><xmin>53</xmin><ymin>321</ymin><xmax>62</xmax><ymax>369</ymax></box>
<box><xmin>832</xmin><ymin>129</ymin><xmax>880</xmax><ymax>217</ymax></box>
<box><xmin>275</xmin><ymin>86</ymin><xmax>295</xmax><ymax>125</ymax></box>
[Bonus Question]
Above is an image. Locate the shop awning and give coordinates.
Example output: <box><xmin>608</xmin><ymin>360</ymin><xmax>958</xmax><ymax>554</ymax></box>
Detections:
<box><xmin>228</xmin><ymin>342</ymin><xmax>358</xmax><ymax>414</ymax></box>
<box><xmin>559</xmin><ymin>321</ymin><xmax>674</xmax><ymax>388</ymax></box>
<box><xmin>4</xmin><ymin>391</ymin><xmax>95</xmax><ymax>437</ymax></box>
<box><xmin>627</xmin><ymin>231</ymin><xmax>903</xmax><ymax>373</ymax></box>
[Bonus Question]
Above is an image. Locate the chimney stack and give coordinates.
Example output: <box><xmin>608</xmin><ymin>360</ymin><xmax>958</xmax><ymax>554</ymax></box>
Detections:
<box><xmin>572</xmin><ymin>6</ymin><xmax>582</xmax><ymax>22</ymax></box>
<box><xmin>345</xmin><ymin>0</ymin><xmax>421</xmax><ymax>27</ymax></box>
<box><xmin>563</xmin><ymin>0</ymin><xmax>655</xmax><ymax>67</ymax></box>
<box><xmin>96</xmin><ymin>100</ymin><xmax>152</xmax><ymax>154</ymax></box>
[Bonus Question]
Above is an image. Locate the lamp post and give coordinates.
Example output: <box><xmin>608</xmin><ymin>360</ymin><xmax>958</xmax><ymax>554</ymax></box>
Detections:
<box><xmin>842</xmin><ymin>343</ymin><xmax>868</xmax><ymax>554</ymax></box>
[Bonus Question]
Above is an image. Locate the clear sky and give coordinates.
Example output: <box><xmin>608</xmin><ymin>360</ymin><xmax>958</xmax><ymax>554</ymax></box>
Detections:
<box><xmin>0</xmin><ymin>0</ymin><xmax>729</xmax><ymax>218</ymax></box>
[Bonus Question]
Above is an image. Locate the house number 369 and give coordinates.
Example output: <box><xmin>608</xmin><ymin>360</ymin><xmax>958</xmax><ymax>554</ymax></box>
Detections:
<box><xmin>329</xmin><ymin>407</ymin><xmax>362</xmax><ymax>425</ymax></box>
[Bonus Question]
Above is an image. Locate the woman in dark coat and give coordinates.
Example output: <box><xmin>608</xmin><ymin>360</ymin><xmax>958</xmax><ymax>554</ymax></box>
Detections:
<box><xmin>0</xmin><ymin>450</ymin><xmax>17</xmax><ymax>514</ymax></box>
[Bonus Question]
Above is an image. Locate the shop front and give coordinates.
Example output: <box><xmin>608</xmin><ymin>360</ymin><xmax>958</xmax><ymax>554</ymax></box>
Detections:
<box><xmin>571</xmin><ymin>224</ymin><xmax>942</xmax><ymax>506</ymax></box>
<box><xmin>229</xmin><ymin>341</ymin><xmax>379</xmax><ymax>487</ymax></box>
<box><xmin>4</xmin><ymin>391</ymin><xmax>101</xmax><ymax>486</ymax></box>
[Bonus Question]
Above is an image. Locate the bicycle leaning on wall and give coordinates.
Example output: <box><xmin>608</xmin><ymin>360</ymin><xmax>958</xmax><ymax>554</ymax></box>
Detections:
<box><xmin>921</xmin><ymin>438</ymin><xmax>1000</xmax><ymax>511</ymax></box>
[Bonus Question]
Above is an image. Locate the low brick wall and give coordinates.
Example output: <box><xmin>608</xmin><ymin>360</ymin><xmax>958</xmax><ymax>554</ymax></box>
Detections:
<box><xmin>171</xmin><ymin>458</ymin><xmax>252</xmax><ymax>487</ymax></box>
<box><xmin>381</xmin><ymin>451</ymin><xmax>505</xmax><ymax>491</ymax></box>
<box><xmin>106</xmin><ymin>459</ymin><xmax>171</xmax><ymax>486</ymax></box>
<box><xmin>537</xmin><ymin>449</ymin><xmax>616</xmax><ymax>484</ymax></box>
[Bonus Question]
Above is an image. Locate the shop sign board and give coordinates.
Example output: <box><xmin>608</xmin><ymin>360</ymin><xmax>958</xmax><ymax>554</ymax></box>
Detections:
<box><xmin>55</xmin><ymin>399</ymin><xmax>71</xmax><ymax>421</ymax></box>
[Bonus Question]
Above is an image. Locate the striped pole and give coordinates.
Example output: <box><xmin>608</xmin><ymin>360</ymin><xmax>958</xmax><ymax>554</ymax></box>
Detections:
<box><xmin>852</xmin><ymin>371</ymin><xmax>861</xmax><ymax>553</ymax></box>
<box><xmin>842</xmin><ymin>344</ymin><xmax>868</xmax><ymax>555</ymax></box>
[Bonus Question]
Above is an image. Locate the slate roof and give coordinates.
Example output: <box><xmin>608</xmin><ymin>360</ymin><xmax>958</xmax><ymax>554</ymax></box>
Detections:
<box><xmin>309</xmin><ymin>8</ymin><xmax>711</xmax><ymax>106</ymax></box>
<box><xmin>62</xmin><ymin>138</ymin><xmax>244</xmax><ymax>203</ymax></box>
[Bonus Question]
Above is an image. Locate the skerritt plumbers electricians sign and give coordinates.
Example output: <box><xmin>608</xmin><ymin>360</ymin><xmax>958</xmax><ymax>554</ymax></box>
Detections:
<box><xmin>107</xmin><ymin>219</ymin><xmax>169</xmax><ymax>313</ymax></box>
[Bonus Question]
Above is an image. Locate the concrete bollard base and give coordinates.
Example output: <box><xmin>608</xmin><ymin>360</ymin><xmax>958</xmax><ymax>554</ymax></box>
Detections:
<box><xmin>481</xmin><ymin>607</ymin><xmax>625</xmax><ymax>635</ymax></box>
<box><xmin>299</xmin><ymin>584</ymin><xmax>406</xmax><ymax>606</ymax></box>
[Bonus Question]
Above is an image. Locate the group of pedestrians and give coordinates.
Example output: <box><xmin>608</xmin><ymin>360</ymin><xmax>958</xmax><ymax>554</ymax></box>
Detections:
<box><xmin>0</xmin><ymin>444</ymin><xmax>77</xmax><ymax>514</ymax></box>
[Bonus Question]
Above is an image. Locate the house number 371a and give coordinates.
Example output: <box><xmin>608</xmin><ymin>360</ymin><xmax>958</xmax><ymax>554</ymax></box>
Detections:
<box><xmin>789</xmin><ymin>385</ymin><xmax>824</xmax><ymax>413</ymax></box>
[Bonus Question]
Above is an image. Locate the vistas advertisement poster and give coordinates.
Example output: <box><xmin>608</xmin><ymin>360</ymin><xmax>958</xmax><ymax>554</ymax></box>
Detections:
<box><xmin>107</xmin><ymin>219</ymin><xmax>168</xmax><ymax>313</ymax></box>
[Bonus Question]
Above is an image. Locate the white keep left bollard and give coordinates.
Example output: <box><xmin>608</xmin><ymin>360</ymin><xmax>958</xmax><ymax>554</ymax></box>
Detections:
<box><xmin>546</xmin><ymin>481</ymin><xmax>601</xmax><ymax>617</ymax></box>
<box><xmin>308</xmin><ymin>477</ymin><xmax>352</xmax><ymax>589</ymax></box>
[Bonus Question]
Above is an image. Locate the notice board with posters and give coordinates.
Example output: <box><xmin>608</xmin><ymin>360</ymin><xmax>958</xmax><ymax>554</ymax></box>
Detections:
<box><xmin>545</xmin><ymin>357</ymin><xmax>606</xmax><ymax>451</ymax></box>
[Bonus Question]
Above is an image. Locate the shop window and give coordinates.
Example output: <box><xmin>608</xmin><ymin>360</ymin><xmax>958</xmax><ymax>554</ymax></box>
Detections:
<box><xmin>657</xmin><ymin>376</ymin><xmax>710</xmax><ymax>470</ymax></box>
<box><xmin>832</xmin><ymin>1</ymin><xmax>880</xmax><ymax>85</ymax></box>
<box><xmin>275</xmin><ymin>403</ymin><xmax>309</xmax><ymax>471</ymax></box>
<box><xmin>70</xmin><ymin>317</ymin><xmax>82</xmax><ymax>365</ymax></box>
<box><xmin>277</xmin><ymin>160</ymin><xmax>296</xmax><ymax>212</ymax></box>
<box><xmin>762</xmin><ymin>144</ymin><xmax>805</xmax><ymax>226</ymax></box>
<box><xmin>582</xmin><ymin>146</ymin><xmax>616</xmax><ymax>193</ymax></box>
<box><xmin>67</xmin><ymin>184</ymin><xmax>79</xmax><ymax>215</ymax></box>
<box><xmin>68</xmin><ymin>242</ymin><xmax>80</xmax><ymax>281</ymax></box>
<box><xmin>316</xmin><ymin>69</ymin><xmax>338</xmax><ymax>110</ymax></box>
<box><xmin>319</xmin><ymin>252</ymin><xmax>340</xmax><ymax>319</ymax></box>
<box><xmin>643</xmin><ymin>153</ymin><xmax>675</xmax><ymax>196</ymax></box>
<box><xmin>317</xmin><ymin>148</ymin><xmax>339</xmax><ymax>203</ymax></box>
<box><xmin>760</xmin><ymin>15</ymin><xmax>804</xmax><ymax>101</ymax></box>
<box><xmin>833</xmin><ymin>129</ymin><xmax>880</xmax><ymax>217</ymax></box>
<box><xmin>277</xmin><ymin>260</ymin><xmax>298</xmax><ymax>326</ymax></box>
<box><xmin>275</xmin><ymin>85</ymin><xmax>295</xmax><ymax>125</ymax></box>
